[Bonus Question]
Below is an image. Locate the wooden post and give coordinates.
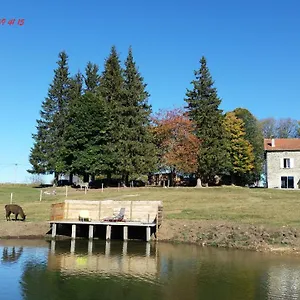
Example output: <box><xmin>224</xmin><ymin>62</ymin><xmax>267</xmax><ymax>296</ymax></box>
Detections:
<box><xmin>123</xmin><ymin>226</ymin><xmax>128</xmax><ymax>241</ymax></box>
<box><xmin>156</xmin><ymin>213</ymin><xmax>159</xmax><ymax>241</ymax></box>
<box><xmin>71</xmin><ymin>224</ymin><xmax>76</xmax><ymax>239</ymax></box>
<box><xmin>88</xmin><ymin>225</ymin><xmax>94</xmax><ymax>239</ymax></box>
<box><xmin>102</xmin><ymin>183</ymin><xmax>104</xmax><ymax>192</ymax></box>
<box><xmin>70</xmin><ymin>239</ymin><xmax>75</xmax><ymax>254</ymax></box>
<box><xmin>39</xmin><ymin>190</ymin><xmax>42</xmax><ymax>202</ymax></box>
<box><xmin>85</xmin><ymin>186</ymin><xmax>87</xmax><ymax>195</ymax></box>
<box><xmin>106</xmin><ymin>225</ymin><xmax>111</xmax><ymax>240</ymax></box>
<box><xmin>146</xmin><ymin>226</ymin><xmax>151</xmax><ymax>242</ymax></box>
<box><xmin>88</xmin><ymin>240</ymin><xmax>93</xmax><ymax>254</ymax></box>
<box><xmin>122</xmin><ymin>241</ymin><xmax>128</xmax><ymax>255</ymax></box>
<box><xmin>105</xmin><ymin>241</ymin><xmax>110</xmax><ymax>256</ymax></box>
<box><xmin>52</xmin><ymin>223</ymin><xmax>57</xmax><ymax>238</ymax></box>
<box><xmin>10</xmin><ymin>193</ymin><xmax>13</xmax><ymax>204</ymax></box>
<box><xmin>146</xmin><ymin>241</ymin><xmax>150</xmax><ymax>257</ymax></box>
<box><xmin>65</xmin><ymin>186</ymin><xmax>68</xmax><ymax>198</ymax></box>
<box><xmin>118</xmin><ymin>183</ymin><xmax>120</xmax><ymax>191</ymax></box>
<box><xmin>168</xmin><ymin>179</ymin><xmax>170</xmax><ymax>188</ymax></box>
<box><xmin>50</xmin><ymin>240</ymin><xmax>56</xmax><ymax>254</ymax></box>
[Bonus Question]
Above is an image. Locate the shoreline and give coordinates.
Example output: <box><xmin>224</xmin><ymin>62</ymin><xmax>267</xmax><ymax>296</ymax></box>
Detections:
<box><xmin>2</xmin><ymin>220</ymin><xmax>300</xmax><ymax>255</ymax></box>
<box><xmin>157</xmin><ymin>219</ymin><xmax>300</xmax><ymax>255</ymax></box>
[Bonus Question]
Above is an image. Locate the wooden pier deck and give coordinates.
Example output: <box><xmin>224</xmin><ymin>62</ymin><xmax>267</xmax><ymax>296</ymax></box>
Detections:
<box><xmin>50</xmin><ymin>200</ymin><xmax>163</xmax><ymax>242</ymax></box>
<box><xmin>50</xmin><ymin>220</ymin><xmax>156</xmax><ymax>241</ymax></box>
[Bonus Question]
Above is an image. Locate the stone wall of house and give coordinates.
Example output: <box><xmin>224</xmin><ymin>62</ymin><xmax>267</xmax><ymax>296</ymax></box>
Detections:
<box><xmin>266</xmin><ymin>151</ymin><xmax>300</xmax><ymax>189</ymax></box>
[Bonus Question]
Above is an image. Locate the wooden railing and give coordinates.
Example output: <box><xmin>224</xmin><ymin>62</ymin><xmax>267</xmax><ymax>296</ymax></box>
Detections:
<box><xmin>50</xmin><ymin>200</ymin><xmax>163</xmax><ymax>224</ymax></box>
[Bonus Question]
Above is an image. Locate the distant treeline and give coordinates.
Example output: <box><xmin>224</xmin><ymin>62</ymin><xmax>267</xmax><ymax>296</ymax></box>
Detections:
<box><xmin>28</xmin><ymin>47</ymin><xmax>297</xmax><ymax>187</ymax></box>
<box><xmin>260</xmin><ymin>118</ymin><xmax>300</xmax><ymax>139</ymax></box>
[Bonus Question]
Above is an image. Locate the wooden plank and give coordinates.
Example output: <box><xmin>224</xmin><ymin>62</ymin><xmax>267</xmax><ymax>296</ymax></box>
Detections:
<box><xmin>98</xmin><ymin>201</ymin><xmax>101</xmax><ymax>220</ymax></box>
<box><xmin>130</xmin><ymin>201</ymin><xmax>133</xmax><ymax>221</ymax></box>
<box><xmin>51</xmin><ymin>199</ymin><xmax>163</xmax><ymax>224</ymax></box>
<box><xmin>49</xmin><ymin>220</ymin><xmax>157</xmax><ymax>227</ymax></box>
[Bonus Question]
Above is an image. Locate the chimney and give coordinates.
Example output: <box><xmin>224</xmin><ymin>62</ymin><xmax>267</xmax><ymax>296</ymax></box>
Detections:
<box><xmin>271</xmin><ymin>138</ymin><xmax>275</xmax><ymax>147</ymax></box>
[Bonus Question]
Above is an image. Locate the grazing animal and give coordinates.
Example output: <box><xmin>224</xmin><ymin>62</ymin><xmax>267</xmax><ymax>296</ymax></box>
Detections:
<box><xmin>5</xmin><ymin>204</ymin><xmax>26</xmax><ymax>221</ymax></box>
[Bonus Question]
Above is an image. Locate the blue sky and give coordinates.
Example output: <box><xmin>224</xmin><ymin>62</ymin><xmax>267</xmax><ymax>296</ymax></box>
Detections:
<box><xmin>1</xmin><ymin>0</ymin><xmax>299</xmax><ymax>183</ymax></box>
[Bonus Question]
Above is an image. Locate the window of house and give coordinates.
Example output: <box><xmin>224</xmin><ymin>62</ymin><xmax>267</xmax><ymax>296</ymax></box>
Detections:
<box><xmin>283</xmin><ymin>158</ymin><xmax>291</xmax><ymax>168</ymax></box>
<box><xmin>281</xmin><ymin>176</ymin><xmax>294</xmax><ymax>189</ymax></box>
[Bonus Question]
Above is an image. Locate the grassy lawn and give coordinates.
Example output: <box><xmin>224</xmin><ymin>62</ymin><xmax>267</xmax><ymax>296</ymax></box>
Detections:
<box><xmin>0</xmin><ymin>184</ymin><xmax>299</xmax><ymax>227</ymax></box>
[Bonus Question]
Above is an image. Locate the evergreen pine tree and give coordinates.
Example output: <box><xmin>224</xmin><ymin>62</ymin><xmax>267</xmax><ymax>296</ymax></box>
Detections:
<box><xmin>98</xmin><ymin>46</ymin><xmax>125</xmax><ymax>179</ymax></box>
<box><xmin>185</xmin><ymin>56</ymin><xmax>229</xmax><ymax>186</ymax></box>
<box><xmin>121</xmin><ymin>46</ymin><xmax>157</xmax><ymax>183</ymax></box>
<box><xmin>61</xmin><ymin>71</ymin><xmax>83</xmax><ymax>175</ymax></box>
<box><xmin>64</xmin><ymin>89</ymin><xmax>109</xmax><ymax>180</ymax></box>
<box><xmin>29</xmin><ymin>51</ymin><xmax>71</xmax><ymax>181</ymax></box>
<box><xmin>84</xmin><ymin>62</ymin><xmax>100</xmax><ymax>93</ymax></box>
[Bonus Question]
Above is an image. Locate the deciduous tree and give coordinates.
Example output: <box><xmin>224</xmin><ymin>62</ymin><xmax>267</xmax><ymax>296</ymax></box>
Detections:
<box><xmin>233</xmin><ymin>108</ymin><xmax>264</xmax><ymax>184</ymax></box>
<box><xmin>224</xmin><ymin>112</ymin><xmax>254</xmax><ymax>184</ymax></box>
<box><xmin>152</xmin><ymin>108</ymin><xmax>199</xmax><ymax>185</ymax></box>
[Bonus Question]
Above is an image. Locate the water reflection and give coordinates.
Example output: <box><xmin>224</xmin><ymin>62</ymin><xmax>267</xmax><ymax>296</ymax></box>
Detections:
<box><xmin>1</xmin><ymin>246</ymin><xmax>23</xmax><ymax>264</ymax></box>
<box><xmin>1</xmin><ymin>240</ymin><xmax>300</xmax><ymax>299</ymax></box>
<box><xmin>48</xmin><ymin>240</ymin><xmax>157</xmax><ymax>278</ymax></box>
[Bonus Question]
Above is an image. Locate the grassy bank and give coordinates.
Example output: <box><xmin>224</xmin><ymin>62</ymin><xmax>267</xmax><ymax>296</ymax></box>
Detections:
<box><xmin>1</xmin><ymin>184</ymin><xmax>300</xmax><ymax>252</ymax></box>
<box><xmin>0</xmin><ymin>184</ymin><xmax>299</xmax><ymax>227</ymax></box>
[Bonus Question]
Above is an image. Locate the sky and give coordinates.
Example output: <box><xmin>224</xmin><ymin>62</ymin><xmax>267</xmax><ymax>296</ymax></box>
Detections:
<box><xmin>0</xmin><ymin>0</ymin><xmax>300</xmax><ymax>183</ymax></box>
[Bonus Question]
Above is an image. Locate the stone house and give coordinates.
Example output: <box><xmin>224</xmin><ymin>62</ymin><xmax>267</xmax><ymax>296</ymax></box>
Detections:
<box><xmin>264</xmin><ymin>138</ymin><xmax>300</xmax><ymax>189</ymax></box>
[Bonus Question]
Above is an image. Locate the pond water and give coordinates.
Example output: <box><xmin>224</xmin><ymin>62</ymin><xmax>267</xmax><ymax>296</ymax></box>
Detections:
<box><xmin>1</xmin><ymin>239</ymin><xmax>300</xmax><ymax>299</ymax></box>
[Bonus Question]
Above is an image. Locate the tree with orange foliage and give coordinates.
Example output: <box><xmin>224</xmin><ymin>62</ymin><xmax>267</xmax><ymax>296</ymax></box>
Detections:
<box><xmin>224</xmin><ymin>112</ymin><xmax>255</xmax><ymax>185</ymax></box>
<box><xmin>151</xmin><ymin>108</ymin><xmax>199</xmax><ymax>185</ymax></box>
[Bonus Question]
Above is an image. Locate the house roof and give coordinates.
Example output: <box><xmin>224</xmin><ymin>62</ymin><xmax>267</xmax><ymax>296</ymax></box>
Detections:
<box><xmin>264</xmin><ymin>139</ymin><xmax>300</xmax><ymax>151</ymax></box>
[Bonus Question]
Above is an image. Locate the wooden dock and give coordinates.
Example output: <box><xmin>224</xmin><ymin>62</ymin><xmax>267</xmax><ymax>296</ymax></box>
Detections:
<box><xmin>50</xmin><ymin>200</ymin><xmax>163</xmax><ymax>242</ymax></box>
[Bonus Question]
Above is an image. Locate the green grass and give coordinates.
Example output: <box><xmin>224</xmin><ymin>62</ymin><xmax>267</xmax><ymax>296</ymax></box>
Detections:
<box><xmin>0</xmin><ymin>184</ymin><xmax>300</xmax><ymax>227</ymax></box>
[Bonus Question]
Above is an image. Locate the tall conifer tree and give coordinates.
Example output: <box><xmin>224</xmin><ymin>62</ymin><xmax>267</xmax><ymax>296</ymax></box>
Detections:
<box><xmin>185</xmin><ymin>56</ymin><xmax>228</xmax><ymax>186</ymax></box>
<box><xmin>98</xmin><ymin>46</ymin><xmax>125</xmax><ymax>179</ymax></box>
<box><xmin>121</xmin><ymin>46</ymin><xmax>157</xmax><ymax>183</ymax></box>
<box><xmin>84</xmin><ymin>62</ymin><xmax>100</xmax><ymax>93</ymax></box>
<box><xmin>29</xmin><ymin>51</ymin><xmax>71</xmax><ymax>181</ymax></box>
<box><xmin>61</xmin><ymin>72</ymin><xmax>83</xmax><ymax>175</ymax></box>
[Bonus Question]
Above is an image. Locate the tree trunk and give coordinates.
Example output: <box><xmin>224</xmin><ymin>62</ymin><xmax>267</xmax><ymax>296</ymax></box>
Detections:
<box><xmin>121</xmin><ymin>174</ymin><xmax>128</xmax><ymax>188</ymax></box>
<box><xmin>170</xmin><ymin>169</ymin><xmax>175</xmax><ymax>187</ymax></box>
<box><xmin>231</xmin><ymin>174</ymin><xmax>236</xmax><ymax>186</ymax></box>
<box><xmin>195</xmin><ymin>178</ymin><xmax>202</xmax><ymax>188</ymax></box>
<box><xmin>107</xmin><ymin>172</ymin><xmax>111</xmax><ymax>186</ymax></box>
<box><xmin>54</xmin><ymin>172</ymin><xmax>59</xmax><ymax>185</ymax></box>
<box><xmin>69</xmin><ymin>173</ymin><xmax>73</xmax><ymax>185</ymax></box>
<box><xmin>83</xmin><ymin>173</ymin><xmax>89</xmax><ymax>183</ymax></box>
